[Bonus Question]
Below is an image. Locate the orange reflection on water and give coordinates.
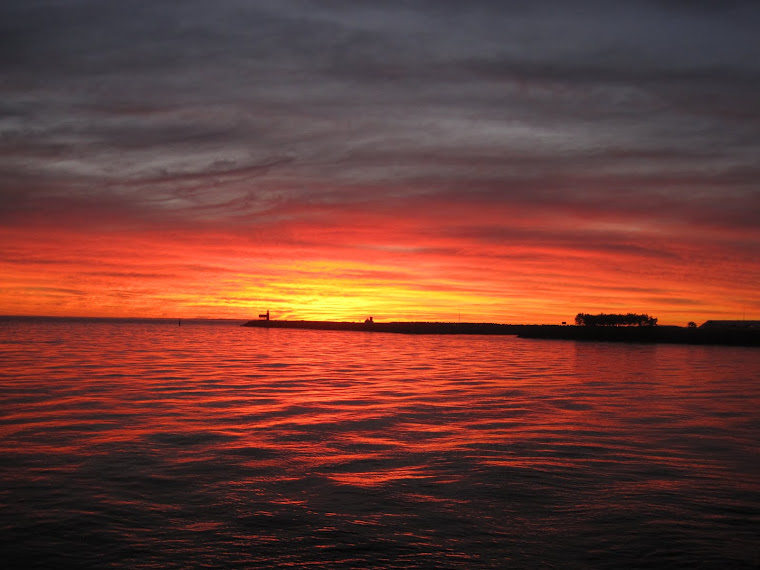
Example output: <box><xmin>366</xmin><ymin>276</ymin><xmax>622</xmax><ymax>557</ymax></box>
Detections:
<box><xmin>329</xmin><ymin>466</ymin><xmax>435</xmax><ymax>488</ymax></box>
<box><xmin>1</xmin><ymin>320</ymin><xmax>759</xmax><ymax>567</ymax></box>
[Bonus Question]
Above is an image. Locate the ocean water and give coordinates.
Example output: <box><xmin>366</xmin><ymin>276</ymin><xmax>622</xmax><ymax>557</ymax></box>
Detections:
<box><xmin>1</xmin><ymin>318</ymin><xmax>758</xmax><ymax>569</ymax></box>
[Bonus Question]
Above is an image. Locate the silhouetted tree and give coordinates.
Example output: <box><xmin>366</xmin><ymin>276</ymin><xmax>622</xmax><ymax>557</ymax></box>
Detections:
<box><xmin>575</xmin><ymin>312</ymin><xmax>657</xmax><ymax>327</ymax></box>
<box><xmin>687</xmin><ymin>321</ymin><xmax>697</xmax><ymax>328</ymax></box>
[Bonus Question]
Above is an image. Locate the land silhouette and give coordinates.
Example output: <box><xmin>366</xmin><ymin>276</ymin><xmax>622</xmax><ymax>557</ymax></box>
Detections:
<box><xmin>243</xmin><ymin>316</ymin><xmax>759</xmax><ymax>347</ymax></box>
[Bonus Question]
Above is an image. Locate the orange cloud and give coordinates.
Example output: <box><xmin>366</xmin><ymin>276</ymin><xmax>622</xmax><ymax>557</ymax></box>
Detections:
<box><xmin>2</xmin><ymin>192</ymin><xmax>758</xmax><ymax>326</ymax></box>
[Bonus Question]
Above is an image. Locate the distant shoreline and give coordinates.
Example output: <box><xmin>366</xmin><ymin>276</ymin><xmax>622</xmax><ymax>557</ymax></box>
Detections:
<box><xmin>243</xmin><ymin>320</ymin><xmax>528</xmax><ymax>335</ymax></box>
<box><xmin>242</xmin><ymin>320</ymin><xmax>760</xmax><ymax>347</ymax></box>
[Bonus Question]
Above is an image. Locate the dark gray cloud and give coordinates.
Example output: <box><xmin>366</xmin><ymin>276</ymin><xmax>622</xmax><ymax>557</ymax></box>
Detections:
<box><xmin>1</xmin><ymin>0</ymin><xmax>759</xmax><ymax>235</ymax></box>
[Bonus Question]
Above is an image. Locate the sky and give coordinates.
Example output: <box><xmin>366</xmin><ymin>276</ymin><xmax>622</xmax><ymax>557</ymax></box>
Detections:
<box><xmin>1</xmin><ymin>0</ymin><xmax>759</xmax><ymax>324</ymax></box>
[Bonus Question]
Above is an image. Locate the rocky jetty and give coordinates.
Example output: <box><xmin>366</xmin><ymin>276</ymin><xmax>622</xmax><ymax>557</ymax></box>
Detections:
<box><xmin>517</xmin><ymin>325</ymin><xmax>760</xmax><ymax>346</ymax></box>
<box><xmin>242</xmin><ymin>320</ymin><xmax>759</xmax><ymax>346</ymax></box>
<box><xmin>243</xmin><ymin>320</ymin><xmax>529</xmax><ymax>335</ymax></box>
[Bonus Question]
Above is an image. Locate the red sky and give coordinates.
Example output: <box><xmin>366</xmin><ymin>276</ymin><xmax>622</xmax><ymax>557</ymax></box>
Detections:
<box><xmin>1</xmin><ymin>1</ymin><xmax>759</xmax><ymax>325</ymax></box>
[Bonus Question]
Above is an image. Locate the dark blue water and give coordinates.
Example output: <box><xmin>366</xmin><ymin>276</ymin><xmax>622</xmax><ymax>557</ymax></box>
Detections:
<box><xmin>1</xmin><ymin>318</ymin><xmax>758</xmax><ymax>568</ymax></box>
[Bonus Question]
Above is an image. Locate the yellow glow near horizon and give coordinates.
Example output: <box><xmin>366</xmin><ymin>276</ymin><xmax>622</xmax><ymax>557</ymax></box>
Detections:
<box><xmin>1</xmin><ymin>217</ymin><xmax>758</xmax><ymax>326</ymax></box>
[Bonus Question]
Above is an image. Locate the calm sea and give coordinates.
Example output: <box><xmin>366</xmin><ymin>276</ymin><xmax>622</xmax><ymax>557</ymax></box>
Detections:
<box><xmin>1</xmin><ymin>318</ymin><xmax>758</xmax><ymax>569</ymax></box>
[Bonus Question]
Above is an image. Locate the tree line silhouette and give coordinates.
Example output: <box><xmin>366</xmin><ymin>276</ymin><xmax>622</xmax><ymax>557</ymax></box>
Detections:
<box><xmin>575</xmin><ymin>313</ymin><xmax>658</xmax><ymax>327</ymax></box>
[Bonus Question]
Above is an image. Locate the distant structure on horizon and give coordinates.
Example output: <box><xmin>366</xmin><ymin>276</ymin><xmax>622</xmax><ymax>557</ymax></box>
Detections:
<box><xmin>259</xmin><ymin>310</ymin><xmax>270</xmax><ymax>321</ymax></box>
<box><xmin>701</xmin><ymin>320</ymin><xmax>760</xmax><ymax>329</ymax></box>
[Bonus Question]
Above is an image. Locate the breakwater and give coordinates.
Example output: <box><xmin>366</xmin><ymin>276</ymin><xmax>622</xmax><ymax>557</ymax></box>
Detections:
<box><xmin>518</xmin><ymin>325</ymin><xmax>760</xmax><ymax>346</ymax></box>
<box><xmin>243</xmin><ymin>320</ymin><xmax>528</xmax><ymax>335</ymax></box>
<box><xmin>242</xmin><ymin>320</ymin><xmax>760</xmax><ymax>346</ymax></box>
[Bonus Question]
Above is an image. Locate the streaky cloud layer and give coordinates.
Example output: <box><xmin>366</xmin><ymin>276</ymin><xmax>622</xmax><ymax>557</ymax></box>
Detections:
<box><xmin>1</xmin><ymin>0</ymin><xmax>759</xmax><ymax>323</ymax></box>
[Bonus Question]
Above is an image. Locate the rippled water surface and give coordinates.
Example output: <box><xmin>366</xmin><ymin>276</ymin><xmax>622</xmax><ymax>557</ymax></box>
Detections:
<box><xmin>1</xmin><ymin>318</ymin><xmax>759</xmax><ymax>568</ymax></box>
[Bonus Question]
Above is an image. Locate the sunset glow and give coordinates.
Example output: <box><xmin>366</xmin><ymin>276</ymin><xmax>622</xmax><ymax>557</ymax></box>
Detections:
<box><xmin>2</xmin><ymin>1</ymin><xmax>759</xmax><ymax>325</ymax></box>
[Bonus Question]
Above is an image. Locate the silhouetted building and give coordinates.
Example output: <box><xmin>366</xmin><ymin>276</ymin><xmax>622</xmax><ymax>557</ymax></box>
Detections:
<box><xmin>259</xmin><ymin>310</ymin><xmax>270</xmax><ymax>321</ymax></box>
